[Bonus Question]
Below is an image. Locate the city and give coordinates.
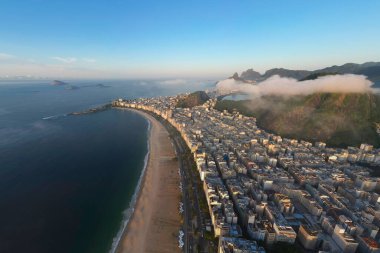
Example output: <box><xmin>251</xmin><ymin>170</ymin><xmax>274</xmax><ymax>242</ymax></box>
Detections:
<box><xmin>114</xmin><ymin>94</ymin><xmax>380</xmax><ymax>253</ymax></box>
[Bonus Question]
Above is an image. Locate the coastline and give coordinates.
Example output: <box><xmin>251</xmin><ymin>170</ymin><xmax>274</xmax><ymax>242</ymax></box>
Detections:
<box><xmin>114</xmin><ymin>108</ymin><xmax>181</xmax><ymax>253</ymax></box>
<box><xmin>109</xmin><ymin>112</ymin><xmax>152</xmax><ymax>253</ymax></box>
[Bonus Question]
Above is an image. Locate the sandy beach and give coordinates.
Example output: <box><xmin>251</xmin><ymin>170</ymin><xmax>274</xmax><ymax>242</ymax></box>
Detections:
<box><xmin>117</xmin><ymin>109</ymin><xmax>181</xmax><ymax>253</ymax></box>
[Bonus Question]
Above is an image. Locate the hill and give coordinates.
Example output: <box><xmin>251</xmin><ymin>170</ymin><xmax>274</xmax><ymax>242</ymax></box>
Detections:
<box><xmin>176</xmin><ymin>91</ymin><xmax>210</xmax><ymax>108</ymax></box>
<box><xmin>238</xmin><ymin>62</ymin><xmax>380</xmax><ymax>82</ymax></box>
<box><xmin>357</xmin><ymin>66</ymin><xmax>380</xmax><ymax>82</ymax></box>
<box><xmin>262</xmin><ymin>68</ymin><xmax>311</xmax><ymax>80</ymax></box>
<box><xmin>299</xmin><ymin>72</ymin><xmax>338</xmax><ymax>81</ymax></box>
<box><xmin>240</xmin><ymin>69</ymin><xmax>261</xmax><ymax>81</ymax></box>
<box><xmin>215</xmin><ymin>93</ymin><xmax>380</xmax><ymax>147</ymax></box>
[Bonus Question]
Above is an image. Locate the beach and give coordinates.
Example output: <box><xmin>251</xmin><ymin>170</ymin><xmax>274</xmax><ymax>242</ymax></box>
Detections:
<box><xmin>117</xmin><ymin>109</ymin><xmax>181</xmax><ymax>253</ymax></box>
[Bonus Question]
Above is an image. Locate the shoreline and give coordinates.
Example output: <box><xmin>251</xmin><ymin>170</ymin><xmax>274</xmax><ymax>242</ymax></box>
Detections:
<box><xmin>109</xmin><ymin>112</ymin><xmax>152</xmax><ymax>253</ymax></box>
<box><xmin>114</xmin><ymin>108</ymin><xmax>181</xmax><ymax>253</ymax></box>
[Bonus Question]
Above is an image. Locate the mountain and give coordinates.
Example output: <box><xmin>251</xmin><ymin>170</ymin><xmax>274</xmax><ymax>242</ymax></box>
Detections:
<box><xmin>240</xmin><ymin>69</ymin><xmax>261</xmax><ymax>81</ymax></box>
<box><xmin>237</xmin><ymin>62</ymin><xmax>380</xmax><ymax>82</ymax></box>
<box><xmin>229</xmin><ymin>72</ymin><xmax>254</xmax><ymax>83</ymax></box>
<box><xmin>315</xmin><ymin>62</ymin><xmax>380</xmax><ymax>82</ymax></box>
<box><xmin>262</xmin><ymin>68</ymin><xmax>311</xmax><ymax>80</ymax></box>
<box><xmin>318</xmin><ymin>62</ymin><xmax>380</xmax><ymax>75</ymax></box>
<box><xmin>299</xmin><ymin>72</ymin><xmax>339</xmax><ymax>81</ymax></box>
<box><xmin>215</xmin><ymin>93</ymin><xmax>380</xmax><ymax>147</ymax></box>
<box><xmin>176</xmin><ymin>91</ymin><xmax>210</xmax><ymax>108</ymax></box>
<box><xmin>354</xmin><ymin>66</ymin><xmax>380</xmax><ymax>82</ymax></box>
<box><xmin>239</xmin><ymin>68</ymin><xmax>311</xmax><ymax>81</ymax></box>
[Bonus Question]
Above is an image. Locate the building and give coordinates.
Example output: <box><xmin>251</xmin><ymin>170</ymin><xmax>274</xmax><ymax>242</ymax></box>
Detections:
<box><xmin>332</xmin><ymin>225</ymin><xmax>358</xmax><ymax>253</ymax></box>
<box><xmin>218</xmin><ymin>236</ymin><xmax>265</xmax><ymax>253</ymax></box>
<box><xmin>298</xmin><ymin>224</ymin><xmax>320</xmax><ymax>250</ymax></box>
<box><xmin>273</xmin><ymin>223</ymin><xmax>297</xmax><ymax>244</ymax></box>
<box><xmin>357</xmin><ymin>236</ymin><xmax>380</xmax><ymax>253</ymax></box>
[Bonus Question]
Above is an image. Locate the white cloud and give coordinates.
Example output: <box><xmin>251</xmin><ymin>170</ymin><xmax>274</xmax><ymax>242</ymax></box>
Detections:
<box><xmin>51</xmin><ymin>57</ymin><xmax>97</xmax><ymax>64</ymax></box>
<box><xmin>0</xmin><ymin>53</ymin><xmax>15</xmax><ymax>61</ymax></box>
<box><xmin>51</xmin><ymin>56</ymin><xmax>78</xmax><ymax>63</ymax></box>
<box><xmin>216</xmin><ymin>74</ymin><xmax>376</xmax><ymax>97</ymax></box>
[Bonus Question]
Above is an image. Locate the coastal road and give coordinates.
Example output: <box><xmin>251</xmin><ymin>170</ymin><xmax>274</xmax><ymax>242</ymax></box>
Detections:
<box><xmin>172</xmin><ymin>134</ymin><xmax>206</xmax><ymax>252</ymax></box>
<box><xmin>173</xmin><ymin>136</ymin><xmax>192</xmax><ymax>253</ymax></box>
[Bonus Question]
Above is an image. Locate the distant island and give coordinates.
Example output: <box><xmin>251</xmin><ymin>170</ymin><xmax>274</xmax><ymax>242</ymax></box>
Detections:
<box><xmin>51</xmin><ymin>80</ymin><xmax>67</xmax><ymax>86</ymax></box>
<box><xmin>65</xmin><ymin>85</ymin><xmax>80</xmax><ymax>90</ymax></box>
<box><xmin>50</xmin><ymin>81</ymin><xmax>111</xmax><ymax>90</ymax></box>
<box><xmin>82</xmin><ymin>83</ymin><xmax>112</xmax><ymax>88</ymax></box>
<box><xmin>95</xmin><ymin>83</ymin><xmax>111</xmax><ymax>88</ymax></box>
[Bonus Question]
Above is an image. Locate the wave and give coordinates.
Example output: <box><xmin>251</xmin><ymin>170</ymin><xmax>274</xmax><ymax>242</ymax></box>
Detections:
<box><xmin>108</xmin><ymin>117</ymin><xmax>151</xmax><ymax>253</ymax></box>
<box><xmin>42</xmin><ymin>114</ymin><xmax>67</xmax><ymax>120</ymax></box>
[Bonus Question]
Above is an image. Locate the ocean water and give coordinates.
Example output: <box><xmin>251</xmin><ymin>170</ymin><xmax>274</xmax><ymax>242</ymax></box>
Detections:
<box><xmin>0</xmin><ymin>79</ymin><xmax>213</xmax><ymax>253</ymax></box>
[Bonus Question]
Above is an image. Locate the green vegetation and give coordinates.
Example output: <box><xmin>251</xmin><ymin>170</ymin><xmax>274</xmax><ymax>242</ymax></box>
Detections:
<box><xmin>204</xmin><ymin>231</ymin><xmax>215</xmax><ymax>241</ymax></box>
<box><xmin>299</xmin><ymin>72</ymin><xmax>338</xmax><ymax>81</ymax></box>
<box><xmin>176</xmin><ymin>91</ymin><xmax>210</xmax><ymax>108</ymax></box>
<box><xmin>215</xmin><ymin>99</ymin><xmax>255</xmax><ymax>117</ymax></box>
<box><xmin>270</xmin><ymin>242</ymin><xmax>302</xmax><ymax>253</ymax></box>
<box><xmin>215</xmin><ymin>93</ymin><xmax>380</xmax><ymax>148</ymax></box>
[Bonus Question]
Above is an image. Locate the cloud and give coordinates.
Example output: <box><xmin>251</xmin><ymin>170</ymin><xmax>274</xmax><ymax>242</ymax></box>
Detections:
<box><xmin>0</xmin><ymin>53</ymin><xmax>15</xmax><ymax>61</ymax></box>
<box><xmin>51</xmin><ymin>57</ymin><xmax>97</xmax><ymax>64</ymax></box>
<box><xmin>51</xmin><ymin>56</ymin><xmax>78</xmax><ymax>63</ymax></box>
<box><xmin>83</xmin><ymin>58</ymin><xmax>96</xmax><ymax>63</ymax></box>
<box><xmin>157</xmin><ymin>79</ymin><xmax>187</xmax><ymax>85</ymax></box>
<box><xmin>216</xmin><ymin>74</ymin><xmax>376</xmax><ymax>97</ymax></box>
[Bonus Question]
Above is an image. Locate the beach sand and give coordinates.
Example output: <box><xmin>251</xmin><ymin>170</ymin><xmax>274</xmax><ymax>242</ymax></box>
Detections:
<box><xmin>117</xmin><ymin>110</ymin><xmax>181</xmax><ymax>253</ymax></box>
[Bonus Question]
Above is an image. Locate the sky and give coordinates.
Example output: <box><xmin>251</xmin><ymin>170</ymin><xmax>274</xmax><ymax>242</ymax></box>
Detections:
<box><xmin>0</xmin><ymin>0</ymin><xmax>379</xmax><ymax>79</ymax></box>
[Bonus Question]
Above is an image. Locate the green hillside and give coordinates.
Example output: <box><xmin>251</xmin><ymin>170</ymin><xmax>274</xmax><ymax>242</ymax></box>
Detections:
<box><xmin>299</xmin><ymin>72</ymin><xmax>338</xmax><ymax>81</ymax></box>
<box><xmin>176</xmin><ymin>91</ymin><xmax>210</xmax><ymax>108</ymax></box>
<box><xmin>215</xmin><ymin>93</ymin><xmax>380</xmax><ymax>147</ymax></box>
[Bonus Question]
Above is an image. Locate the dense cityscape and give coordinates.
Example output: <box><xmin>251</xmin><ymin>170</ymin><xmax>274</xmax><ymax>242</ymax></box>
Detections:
<box><xmin>114</xmin><ymin>94</ymin><xmax>380</xmax><ymax>253</ymax></box>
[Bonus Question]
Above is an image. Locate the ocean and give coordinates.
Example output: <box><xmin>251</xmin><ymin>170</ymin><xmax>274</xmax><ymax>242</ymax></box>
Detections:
<box><xmin>0</xmin><ymin>79</ymin><xmax>212</xmax><ymax>253</ymax></box>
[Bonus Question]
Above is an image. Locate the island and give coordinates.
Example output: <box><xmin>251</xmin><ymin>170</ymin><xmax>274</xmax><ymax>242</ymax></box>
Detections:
<box><xmin>51</xmin><ymin>80</ymin><xmax>67</xmax><ymax>86</ymax></box>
